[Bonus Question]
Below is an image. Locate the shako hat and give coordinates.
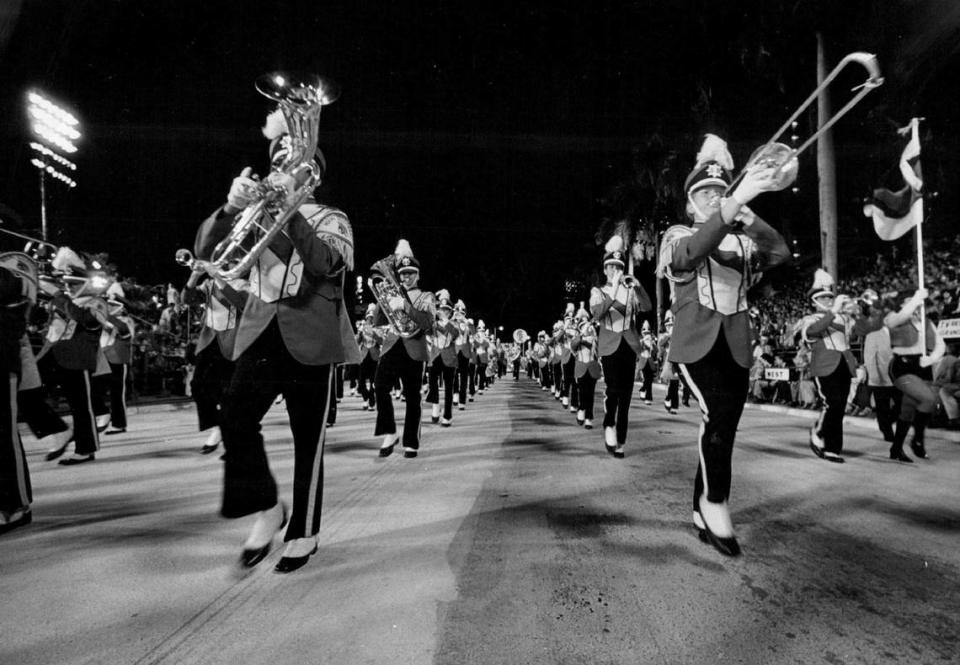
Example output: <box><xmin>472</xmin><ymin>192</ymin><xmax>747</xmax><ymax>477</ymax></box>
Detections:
<box><xmin>684</xmin><ymin>134</ymin><xmax>734</xmax><ymax>195</ymax></box>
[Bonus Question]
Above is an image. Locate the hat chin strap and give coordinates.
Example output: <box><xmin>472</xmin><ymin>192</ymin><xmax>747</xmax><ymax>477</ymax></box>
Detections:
<box><xmin>687</xmin><ymin>192</ymin><xmax>712</xmax><ymax>223</ymax></box>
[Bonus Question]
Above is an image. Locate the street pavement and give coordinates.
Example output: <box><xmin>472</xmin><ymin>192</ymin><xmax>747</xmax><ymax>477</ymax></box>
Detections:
<box><xmin>2</xmin><ymin>378</ymin><xmax>958</xmax><ymax>665</ymax></box>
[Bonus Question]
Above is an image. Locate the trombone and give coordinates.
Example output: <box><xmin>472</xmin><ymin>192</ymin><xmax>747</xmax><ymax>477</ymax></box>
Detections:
<box><xmin>727</xmin><ymin>52</ymin><xmax>884</xmax><ymax>194</ymax></box>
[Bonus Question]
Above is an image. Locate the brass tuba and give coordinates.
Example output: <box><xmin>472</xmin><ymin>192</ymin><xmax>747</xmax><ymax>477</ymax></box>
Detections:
<box><xmin>208</xmin><ymin>72</ymin><xmax>340</xmax><ymax>282</ymax></box>
<box><xmin>368</xmin><ymin>256</ymin><xmax>421</xmax><ymax>338</ymax></box>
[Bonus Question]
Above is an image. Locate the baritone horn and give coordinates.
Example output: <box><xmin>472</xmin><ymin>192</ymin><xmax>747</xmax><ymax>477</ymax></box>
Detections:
<box><xmin>726</xmin><ymin>52</ymin><xmax>884</xmax><ymax>195</ymax></box>
<box><xmin>368</xmin><ymin>256</ymin><xmax>420</xmax><ymax>338</ymax></box>
<box><xmin>208</xmin><ymin>72</ymin><xmax>340</xmax><ymax>282</ymax></box>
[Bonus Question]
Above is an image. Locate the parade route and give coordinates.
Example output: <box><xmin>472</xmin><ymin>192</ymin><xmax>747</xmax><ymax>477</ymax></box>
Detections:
<box><xmin>2</xmin><ymin>380</ymin><xmax>959</xmax><ymax>665</ymax></box>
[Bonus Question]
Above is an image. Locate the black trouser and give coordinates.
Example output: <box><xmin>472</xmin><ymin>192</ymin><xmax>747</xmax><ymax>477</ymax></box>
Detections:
<box><xmin>358</xmin><ymin>355</ymin><xmax>377</xmax><ymax>407</ymax></box>
<box><xmin>639</xmin><ymin>364</ymin><xmax>654</xmax><ymax>401</ymax></box>
<box><xmin>562</xmin><ymin>357</ymin><xmax>576</xmax><ymax>405</ymax></box>
<box><xmin>375</xmin><ymin>343</ymin><xmax>425</xmax><ymax>448</ymax></box>
<box><xmin>106</xmin><ymin>362</ymin><xmax>129</xmax><ymax>429</ymax></box>
<box><xmin>191</xmin><ymin>343</ymin><xmax>235</xmax><ymax>432</ymax></box>
<box><xmin>870</xmin><ymin>386</ymin><xmax>900</xmax><ymax>439</ymax></box>
<box><xmin>426</xmin><ymin>356</ymin><xmax>455</xmax><ymax>420</ymax></box>
<box><xmin>477</xmin><ymin>363</ymin><xmax>488</xmax><ymax>391</ymax></box>
<box><xmin>600</xmin><ymin>339</ymin><xmax>637</xmax><ymax>445</ymax></box>
<box><xmin>552</xmin><ymin>363</ymin><xmax>563</xmax><ymax>394</ymax></box>
<box><xmin>327</xmin><ymin>364</ymin><xmax>339</xmax><ymax>425</ymax></box>
<box><xmin>219</xmin><ymin>321</ymin><xmax>332</xmax><ymax>541</ymax></box>
<box><xmin>17</xmin><ymin>387</ymin><xmax>68</xmax><ymax>439</ymax></box>
<box><xmin>58</xmin><ymin>367</ymin><xmax>99</xmax><ymax>455</ymax></box>
<box><xmin>456</xmin><ymin>354</ymin><xmax>472</xmax><ymax>404</ymax></box>
<box><xmin>576</xmin><ymin>373</ymin><xmax>597</xmax><ymax>420</ymax></box>
<box><xmin>666</xmin><ymin>378</ymin><xmax>680</xmax><ymax>408</ymax></box>
<box><xmin>679</xmin><ymin>331</ymin><xmax>749</xmax><ymax>510</ymax></box>
<box><xmin>512</xmin><ymin>359</ymin><xmax>521</xmax><ymax>380</ymax></box>
<box><xmin>814</xmin><ymin>363</ymin><xmax>852</xmax><ymax>454</ymax></box>
<box><xmin>2</xmin><ymin>372</ymin><xmax>31</xmax><ymax>517</ymax></box>
<box><xmin>334</xmin><ymin>364</ymin><xmax>344</xmax><ymax>399</ymax></box>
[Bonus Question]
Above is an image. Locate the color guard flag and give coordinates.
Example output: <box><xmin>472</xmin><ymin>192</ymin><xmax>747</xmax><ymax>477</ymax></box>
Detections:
<box><xmin>862</xmin><ymin>120</ymin><xmax>923</xmax><ymax>241</ymax></box>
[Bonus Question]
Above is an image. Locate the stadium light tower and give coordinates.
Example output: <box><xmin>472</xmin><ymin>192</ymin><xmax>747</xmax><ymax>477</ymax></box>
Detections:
<box><xmin>26</xmin><ymin>89</ymin><xmax>81</xmax><ymax>241</ymax></box>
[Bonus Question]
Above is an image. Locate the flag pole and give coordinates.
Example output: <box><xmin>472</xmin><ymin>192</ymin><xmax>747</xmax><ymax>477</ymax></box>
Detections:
<box><xmin>908</xmin><ymin>117</ymin><xmax>927</xmax><ymax>356</ymax></box>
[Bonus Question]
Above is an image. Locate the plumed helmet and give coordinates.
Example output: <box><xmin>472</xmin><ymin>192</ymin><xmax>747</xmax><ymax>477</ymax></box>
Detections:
<box><xmin>807</xmin><ymin>268</ymin><xmax>836</xmax><ymax>302</ymax></box>
<box><xmin>602</xmin><ymin>235</ymin><xmax>626</xmax><ymax>268</ymax></box>
<box><xmin>394</xmin><ymin>239</ymin><xmax>420</xmax><ymax>273</ymax></box>
<box><xmin>684</xmin><ymin>134</ymin><xmax>734</xmax><ymax>195</ymax></box>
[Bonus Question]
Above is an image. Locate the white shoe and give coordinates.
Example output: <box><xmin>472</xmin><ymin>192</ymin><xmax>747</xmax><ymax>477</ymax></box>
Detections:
<box><xmin>243</xmin><ymin>503</ymin><xmax>285</xmax><ymax>550</ymax></box>
<box><xmin>349</xmin><ymin>388</ymin><xmax>357</xmax><ymax>397</ymax></box>
<box><xmin>39</xmin><ymin>428</ymin><xmax>72</xmax><ymax>452</ymax></box>
<box><xmin>281</xmin><ymin>536</ymin><xmax>318</xmax><ymax>559</ymax></box>
<box><xmin>577</xmin><ymin>409</ymin><xmax>585</xmax><ymax>421</ymax></box>
<box><xmin>95</xmin><ymin>414</ymin><xmax>111</xmax><ymax>431</ymax></box>
<box><xmin>440</xmin><ymin>417</ymin><xmax>452</xmax><ymax>427</ymax></box>
<box><xmin>698</xmin><ymin>497</ymin><xmax>735</xmax><ymax>538</ymax></box>
<box><xmin>604</xmin><ymin>426</ymin><xmax>617</xmax><ymax>449</ymax></box>
<box><xmin>458</xmin><ymin>404</ymin><xmax>465</xmax><ymax>410</ymax></box>
<box><xmin>569</xmin><ymin>405</ymin><xmax>577</xmax><ymax>413</ymax></box>
<box><xmin>200</xmin><ymin>427</ymin><xmax>221</xmax><ymax>454</ymax></box>
<box><xmin>583</xmin><ymin>419</ymin><xmax>593</xmax><ymax>429</ymax></box>
<box><xmin>379</xmin><ymin>433</ymin><xmax>400</xmax><ymax>457</ymax></box>
<box><xmin>431</xmin><ymin>404</ymin><xmax>441</xmax><ymax>419</ymax></box>
<box><xmin>561</xmin><ymin>397</ymin><xmax>569</xmax><ymax>407</ymax></box>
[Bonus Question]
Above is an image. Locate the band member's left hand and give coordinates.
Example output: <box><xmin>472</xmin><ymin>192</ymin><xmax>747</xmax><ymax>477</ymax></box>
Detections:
<box><xmin>920</xmin><ymin>354</ymin><xmax>936</xmax><ymax>368</ymax></box>
<box><xmin>388</xmin><ymin>295</ymin><xmax>406</xmax><ymax>312</ymax></box>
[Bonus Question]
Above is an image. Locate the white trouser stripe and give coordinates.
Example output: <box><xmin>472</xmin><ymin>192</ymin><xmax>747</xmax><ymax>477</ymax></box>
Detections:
<box><xmin>8</xmin><ymin>373</ymin><xmax>29</xmax><ymax>507</ymax></box>
<box><xmin>304</xmin><ymin>368</ymin><xmax>333</xmax><ymax>534</ymax></box>
<box><xmin>679</xmin><ymin>363</ymin><xmax>711</xmax><ymax>498</ymax></box>
<box><xmin>813</xmin><ymin>376</ymin><xmax>827</xmax><ymax>434</ymax></box>
<box><xmin>120</xmin><ymin>363</ymin><xmax>128</xmax><ymax>413</ymax></box>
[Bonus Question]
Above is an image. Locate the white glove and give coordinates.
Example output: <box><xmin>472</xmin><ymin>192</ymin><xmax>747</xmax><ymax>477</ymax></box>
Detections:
<box><xmin>38</xmin><ymin>276</ymin><xmax>61</xmax><ymax>297</ymax></box>
<box><xmin>733</xmin><ymin>203</ymin><xmax>757</xmax><ymax>227</ymax></box>
<box><xmin>387</xmin><ymin>296</ymin><xmax>405</xmax><ymax>312</ymax></box>
<box><xmin>831</xmin><ymin>294</ymin><xmax>851</xmax><ymax>314</ymax></box>
<box><xmin>264</xmin><ymin>171</ymin><xmax>299</xmax><ymax>207</ymax></box>
<box><xmin>731</xmin><ymin>162</ymin><xmax>780</xmax><ymax>206</ymax></box>
<box><xmin>226</xmin><ymin>167</ymin><xmax>260</xmax><ymax>211</ymax></box>
<box><xmin>919</xmin><ymin>355</ymin><xmax>935</xmax><ymax>368</ymax></box>
<box><xmin>910</xmin><ymin>287</ymin><xmax>929</xmax><ymax>307</ymax></box>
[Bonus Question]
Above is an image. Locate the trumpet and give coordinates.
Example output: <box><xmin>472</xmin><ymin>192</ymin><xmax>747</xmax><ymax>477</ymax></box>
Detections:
<box><xmin>727</xmin><ymin>52</ymin><xmax>883</xmax><ymax>195</ymax></box>
<box><xmin>175</xmin><ymin>249</ymin><xmax>211</xmax><ymax>288</ymax></box>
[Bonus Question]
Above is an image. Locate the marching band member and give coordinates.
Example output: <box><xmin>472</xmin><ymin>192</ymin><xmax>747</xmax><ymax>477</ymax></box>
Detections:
<box><xmin>356</xmin><ymin>304</ymin><xmax>382</xmax><ymax>411</ymax></box>
<box><xmin>426</xmin><ymin>289</ymin><xmax>458</xmax><ymax>427</ymax></box>
<box><xmin>453</xmin><ymin>300</ymin><xmax>475</xmax><ymax>408</ymax></box>
<box><xmin>801</xmin><ymin>269</ymin><xmax>864</xmax><ymax>463</ymax></box>
<box><xmin>1</xmin><ymin>253</ymin><xmax>73</xmax><ymax>455</ymax></box>
<box><xmin>884</xmin><ymin>288</ymin><xmax>944</xmax><ymax>462</ymax></box>
<box><xmin>534</xmin><ymin>331</ymin><xmax>550</xmax><ymax>390</ymax></box>
<box><xmin>549</xmin><ymin>320</ymin><xmax>564</xmax><ymax>401</ymax></box>
<box><xmin>571</xmin><ymin>304</ymin><xmax>600</xmax><ymax>428</ymax></box>
<box><xmin>658</xmin><ymin>312</ymin><xmax>680</xmax><ymax>414</ymax></box>
<box><xmin>194</xmin><ymin>99</ymin><xmax>354</xmax><ymax>573</ymax></box>
<box><xmin>373</xmin><ymin>240</ymin><xmax>436</xmax><ymax>458</ymax></box>
<box><xmin>182</xmin><ymin>267</ymin><xmax>246</xmax><ymax>455</ymax></box>
<box><xmin>39</xmin><ymin>248</ymin><xmax>107</xmax><ymax>465</ymax></box>
<box><xmin>475</xmin><ymin>320</ymin><xmax>489</xmax><ymax>395</ymax></box>
<box><xmin>1</xmin><ymin>265</ymin><xmax>32</xmax><ymax>534</ymax></box>
<box><xmin>657</xmin><ymin>134</ymin><xmax>788</xmax><ymax>556</ymax></box>
<box><xmin>561</xmin><ymin>304</ymin><xmax>579</xmax><ymax>413</ymax></box>
<box><xmin>590</xmin><ymin>235</ymin><xmax>653</xmax><ymax>458</ymax></box>
<box><xmin>100</xmin><ymin>282</ymin><xmax>135</xmax><ymax>435</ymax></box>
<box><xmin>637</xmin><ymin>320</ymin><xmax>657</xmax><ymax>405</ymax></box>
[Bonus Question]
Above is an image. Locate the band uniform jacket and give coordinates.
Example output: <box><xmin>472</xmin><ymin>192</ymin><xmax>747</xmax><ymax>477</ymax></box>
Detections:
<box><xmin>101</xmin><ymin>313</ymin><xmax>135</xmax><ymax>365</ymax></box>
<box><xmin>657</xmin><ymin>212</ymin><xmax>789</xmax><ymax>368</ymax></box>
<box><xmin>428</xmin><ymin>319</ymin><xmax>459</xmax><ymax>368</ymax></box>
<box><xmin>862</xmin><ymin>327</ymin><xmax>894</xmax><ymax>388</ymax></box>
<box><xmin>190</xmin><ymin>278</ymin><xmax>245</xmax><ymax>359</ymax></box>
<box><xmin>571</xmin><ymin>325</ymin><xmax>602</xmax><ymax>380</ymax></box>
<box><xmin>589</xmin><ymin>281</ymin><xmax>653</xmax><ymax>357</ymax></box>
<box><xmin>454</xmin><ymin>318</ymin><xmax>475</xmax><ymax>361</ymax></box>
<box><xmin>374</xmin><ymin>287</ymin><xmax>436</xmax><ymax>363</ymax></box>
<box><xmin>45</xmin><ymin>294</ymin><xmax>103</xmax><ymax>372</ymax></box>
<box><xmin>637</xmin><ymin>333</ymin><xmax>658</xmax><ymax>371</ymax></box>
<box><xmin>801</xmin><ymin>311</ymin><xmax>858</xmax><ymax>378</ymax></box>
<box><xmin>195</xmin><ymin>203</ymin><xmax>352</xmax><ymax>366</ymax></box>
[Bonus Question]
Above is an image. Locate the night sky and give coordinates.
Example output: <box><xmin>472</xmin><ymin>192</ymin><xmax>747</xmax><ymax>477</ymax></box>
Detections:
<box><xmin>2</xmin><ymin>0</ymin><xmax>959</xmax><ymax>333</ymax></box>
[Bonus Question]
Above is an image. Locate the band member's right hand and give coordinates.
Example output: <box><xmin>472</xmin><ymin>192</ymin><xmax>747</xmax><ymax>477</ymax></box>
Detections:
<box><xmin>732</xmin><ymin>163</ymin><xmax>780</xmax><ymax>205</ymax></box>
<box><xmin>226</xmin><ymin>167</ymin><xmax>260</xmax><ymax>213</ymax></box>
<box><xmin>910</xmin><ymin>288</ymin><xmax>929</xmax><ymax>308</ymax></box>
<box><xmin>831</xmin><ymin>294</ymin><xmax>851</xmax><ymax>314</ymax></box>
<box><xmin>388</xmin><ymin>295</ymin><xmax>406</xmax><ymax>312</ymax></box>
